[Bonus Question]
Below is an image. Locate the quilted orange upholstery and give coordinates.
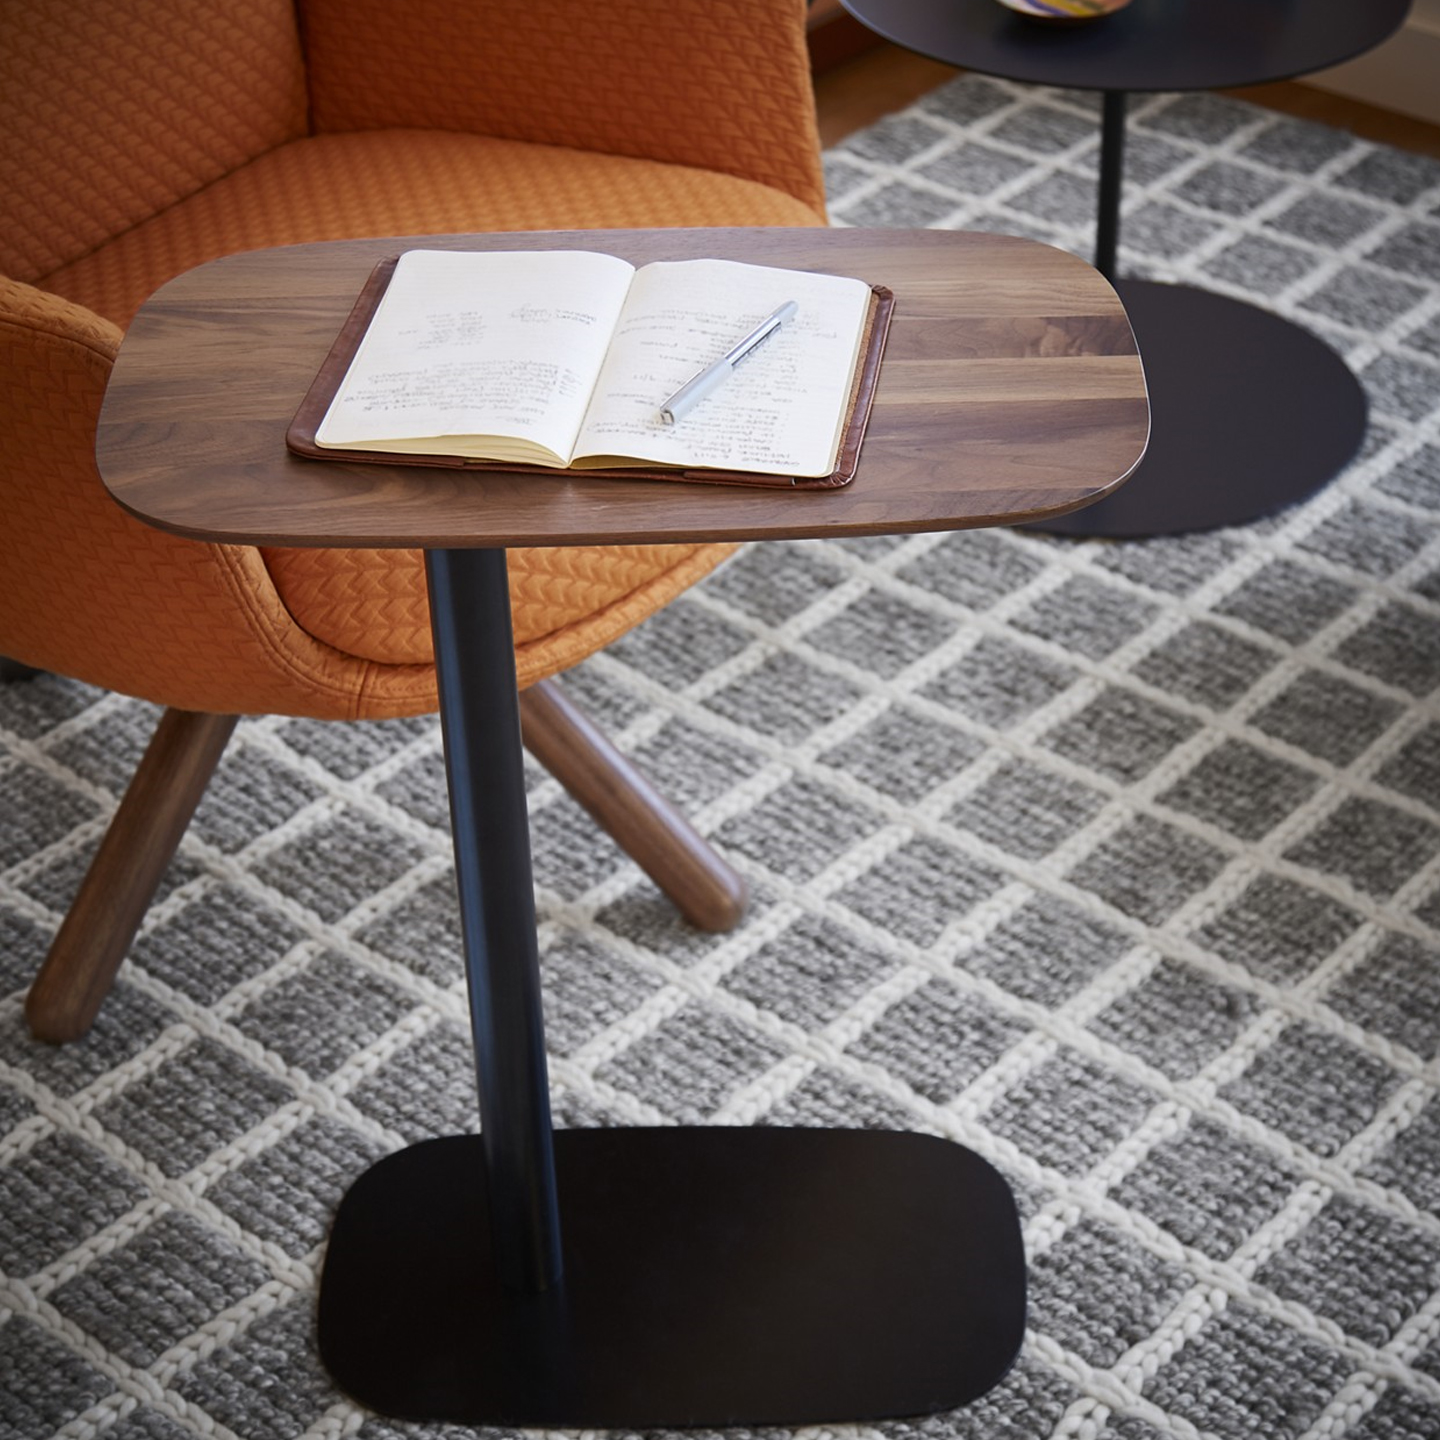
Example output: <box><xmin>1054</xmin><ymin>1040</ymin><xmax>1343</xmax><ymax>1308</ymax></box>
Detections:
<box><xmin>302</xmin><ymin>0</ymin><xmax>827</xmax><ymax>217</ymax></box>
<box><xmin>0</xmin><ymin>278</ymin><xmax>436</xmax><ymax>718</ymax></box>
<box><xmin>44</xmin><ymin>130</ymin><xmax>823</xmax><ymax>333</ymax></box>
<box><xmin>0</xmin><ymin>0</ymin><xmax>308</xmax><ymax>282</ymax></box>
<box><xmin>260</xmin><ymin>543</ymin><xmax>739</xmax><ymax>675</ymax></box>
<box><xmin>2</xmin><ymin>0</ymin><xmax>827</xmax><ymax>721</ymax></box>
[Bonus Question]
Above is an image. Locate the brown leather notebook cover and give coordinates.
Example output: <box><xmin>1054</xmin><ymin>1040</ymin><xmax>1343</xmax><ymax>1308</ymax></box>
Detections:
<box><xmin>287</xmin><ymin>256</ymin><xmax>893</xmax><ymax>490</ymax></box>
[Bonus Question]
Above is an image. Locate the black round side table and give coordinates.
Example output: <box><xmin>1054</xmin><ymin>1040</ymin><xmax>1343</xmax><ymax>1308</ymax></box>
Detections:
<box><xmin>842</xmin><ymin>0</ymin><xmax>1412</xmax><ymax>536</ymax></box>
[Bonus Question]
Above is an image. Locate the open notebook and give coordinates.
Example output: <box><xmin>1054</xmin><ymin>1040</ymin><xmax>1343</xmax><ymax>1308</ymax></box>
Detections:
<box><xmin>288</xmin><ymin>249</ymin><xmax>893</xmax><ymax>489</ymax></box>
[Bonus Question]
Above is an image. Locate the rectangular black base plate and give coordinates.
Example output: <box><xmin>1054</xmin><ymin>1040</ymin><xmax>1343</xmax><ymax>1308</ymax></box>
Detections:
<box><xmin>317</xmin><ymin>1127</ymin><xmax>1026</xmax><ymax>1427</ymax></box>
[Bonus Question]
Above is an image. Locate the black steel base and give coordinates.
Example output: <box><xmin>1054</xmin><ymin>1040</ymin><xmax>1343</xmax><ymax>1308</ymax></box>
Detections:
<box><xmin>318</xmin><ymin>1126</ymin><xmax>1026</xmax><ymax>1427</ymax></box>
<box><xmin>1027</xmin><ymin>279</ymin><xmax>1368</xmax><ymax>538</ymax></box>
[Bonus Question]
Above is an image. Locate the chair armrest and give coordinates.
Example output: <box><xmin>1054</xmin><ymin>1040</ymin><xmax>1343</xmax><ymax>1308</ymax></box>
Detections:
<box><xmin>299</xmin><ymin>0</ymin><xmax>826</xmax><ymax>214</ymax></box>
<box><xmin>1</xmin><ymin>277</ymin><xmax>122</xmax><ymax>373</ymax></box>
<box><xmin>0</xmin><ymin>278</ymin><xmax>154</xmax><ymax>681</ymax></box>
<box><xmin>0</xmin><ymin>278</ymin><xmax>435</xmax><ymax>718</ymax></box>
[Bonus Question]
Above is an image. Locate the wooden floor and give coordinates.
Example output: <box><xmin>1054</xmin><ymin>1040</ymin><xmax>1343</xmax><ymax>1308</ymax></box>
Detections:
<box><xmin>814</xmin><ymin>40</ymin><xmax>1440</xmax><ymax>159</ymax></box>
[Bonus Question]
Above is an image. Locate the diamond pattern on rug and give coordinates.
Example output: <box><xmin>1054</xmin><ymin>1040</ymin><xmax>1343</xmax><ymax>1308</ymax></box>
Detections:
<box><xmin>3</xmin><ymin>71</ymin><xmax>1440</xmax><ymax>1440</ymax></box>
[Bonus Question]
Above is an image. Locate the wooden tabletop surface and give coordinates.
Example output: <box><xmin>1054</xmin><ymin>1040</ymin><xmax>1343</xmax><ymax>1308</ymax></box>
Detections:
<box><xmin>97</xmin><ymin>227</ymin><xmax>1148</xmax><ymax>549</ymax></box>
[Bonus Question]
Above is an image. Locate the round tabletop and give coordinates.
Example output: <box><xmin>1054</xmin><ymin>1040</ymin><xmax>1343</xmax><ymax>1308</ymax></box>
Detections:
<box><xmin>841</xmin><ymin>0</ymin><xmax>1411</xmax><ymax>95</ymax></box>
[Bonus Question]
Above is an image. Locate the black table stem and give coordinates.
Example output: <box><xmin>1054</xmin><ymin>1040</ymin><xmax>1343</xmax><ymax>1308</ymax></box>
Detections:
<box><xmin>425</xmin><ymin>546</ymin><xmax>563</xmax><ymax>1295</ymax></box>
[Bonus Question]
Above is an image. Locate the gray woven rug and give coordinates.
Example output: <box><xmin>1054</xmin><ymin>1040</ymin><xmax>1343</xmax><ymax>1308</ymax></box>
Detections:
<box><xmin>5</xmin><ymin>73</ymin><xmax>1440</xmax><ymax>1440</ymax></box>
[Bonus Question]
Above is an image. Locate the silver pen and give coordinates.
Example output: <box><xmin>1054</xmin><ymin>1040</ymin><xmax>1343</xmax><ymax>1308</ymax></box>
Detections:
<box><xmin>658</xmin><ymin>301</ymin><xmax>799</xmax><ymax>425</ymax></box>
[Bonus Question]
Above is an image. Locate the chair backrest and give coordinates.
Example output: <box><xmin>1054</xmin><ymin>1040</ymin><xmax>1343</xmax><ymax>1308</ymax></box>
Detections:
<box><xmin>301</xmin><ymin>0</ymin><xmax>827</xmax><ymax>215</ymax></box>
<box><xmin>0</xmin><ymin>0</ymin><xmax>309</xmax><ymax>283</ymax></box>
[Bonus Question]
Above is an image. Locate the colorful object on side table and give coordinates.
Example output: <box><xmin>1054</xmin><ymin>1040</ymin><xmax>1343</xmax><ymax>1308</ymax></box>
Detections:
<box><xmin>995</xmin><ymin>0</ymin><xmax>1133</xmax><ymax>20</ymax></box>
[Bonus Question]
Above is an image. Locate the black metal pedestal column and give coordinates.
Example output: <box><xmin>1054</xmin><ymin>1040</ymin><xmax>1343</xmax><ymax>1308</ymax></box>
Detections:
<box><xmin>317</xmin><ymin>548</ymin><xmax>1027</xmax><ymax>1427</ymax></box>
<box><xmin>1094</xmin><ymin>90</ymin><xmax>1127</xmax><ymax>283</ymax></box>
<box><xmin>1026</xmin><ymin>86</ymin><xmax>1367</xmax><ymax>537</ymax></box>
<box><xmin>421</xmin><ymin>547</ymin><xmax>563</xmax><ymax>1294</ymax></box>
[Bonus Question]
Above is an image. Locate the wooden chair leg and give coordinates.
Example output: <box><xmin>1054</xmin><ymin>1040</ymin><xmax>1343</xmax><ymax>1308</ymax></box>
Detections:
<box><xmin>519</xmin><ymin>678</ymin><xmax>747</xmax><ymax>932</ymax></box>
<box><xmin>25</xmin><ymin>707</ymin><xmax>238</xmax><ymax>1043</ymax></box>
<box><xmin>22</xmin><ymin>684</ymin><xmax>740</xmax><ymax>1040</ymax></box>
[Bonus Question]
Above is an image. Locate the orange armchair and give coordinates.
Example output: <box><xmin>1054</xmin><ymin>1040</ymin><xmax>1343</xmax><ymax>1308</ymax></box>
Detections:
<box><xmin>1</xmin><ymin>0</ymin><xmax>828</xmax><ymax>1041</ymax></box>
